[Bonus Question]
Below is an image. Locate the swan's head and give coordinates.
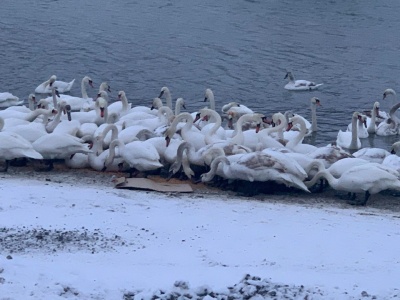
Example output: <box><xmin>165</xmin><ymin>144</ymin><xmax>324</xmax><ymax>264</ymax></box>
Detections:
<box><xmin>204</xmin><ymin>88</ymin><xmax>214</xmax><ymax>102</ymax></box>
<box><xmin>176</xmin><ymin>97</ymin><xmax>186</xmax><ymax>110</ymax></box>
<box><xmin>159</xmin><ymin>86</ymin><xmax>170</xmax><ymax>98</ymax></box>
<box><xmin>359</xmin><ymin>114</ymin><xmax>367</xmax><ymax>128</ymax></box>
<box><xmin>118</xmin><ymin>91</ymin><xmax>126</xmax><ymax>100</ymax></box>
<box><xmin>383</xmin><ymin>88</ymin><xmax>396</xmax><ymax>99</ymax></box>
<box><xmin>99</xmin><ymin>82</ymin><xmax>111</xmax><ymax>93</ymax></box>
<box><xmin>284</xmin><ymin>71</ymin><xmax>294</xmax><ymax>81</ymax></box>
<box><xmin>83</xmin><ymin>76</ymin><xmax>94</xmax><ymax>88</ymax></box>
<box><xmin>151</xmin><ymin>97</ymin><xmax>162</xmax><ymax>110</ymax></box>
<box><xmin>311</xmin><ymin>97</ymin><xmax>321</xmax><ymax>106</ymax></box>
<box><xmin>48</xmin><ymin>75</ymin><xmax>57</xmax><ymax>86</ymax></box>
<box><xmin>391</xmin><ymin>141</ymin><xmax>400</xmax><ymax>155</ymax></box>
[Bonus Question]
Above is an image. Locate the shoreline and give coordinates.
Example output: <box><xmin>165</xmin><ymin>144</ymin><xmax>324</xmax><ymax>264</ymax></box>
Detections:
<box><xmin>2</xmin><ymin>161</ymin><xmax>400</xmax><ymax>214</ymax></box>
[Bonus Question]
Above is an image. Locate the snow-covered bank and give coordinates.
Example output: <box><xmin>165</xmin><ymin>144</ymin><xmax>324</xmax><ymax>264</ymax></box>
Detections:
<box><xmin>1</xmin><ymin>176</ymin><xmax>400</xmax><ymax>299</ymax></box>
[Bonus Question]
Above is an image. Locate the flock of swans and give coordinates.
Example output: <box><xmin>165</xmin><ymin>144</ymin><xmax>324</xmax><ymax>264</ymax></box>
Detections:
<box><xmin>1</xmin><ymin>74</ymin><xmax>400</xmax><ymax>206</ymax></box>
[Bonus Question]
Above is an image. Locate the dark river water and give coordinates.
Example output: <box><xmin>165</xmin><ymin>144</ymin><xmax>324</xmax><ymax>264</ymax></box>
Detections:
<box><xmin>1</xmin><ymin>0</ymin><xmax>400</xmax><ymax>150</ymax></box>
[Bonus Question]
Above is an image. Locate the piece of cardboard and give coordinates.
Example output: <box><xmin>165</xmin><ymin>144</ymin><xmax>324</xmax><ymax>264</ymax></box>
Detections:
<box><xmin>113</xmin><ymin>177</ymin><xmax>193</xmax><ymax>193</ymax></box>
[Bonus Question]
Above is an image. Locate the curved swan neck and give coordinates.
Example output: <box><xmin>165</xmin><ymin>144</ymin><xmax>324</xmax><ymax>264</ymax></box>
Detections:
<box><xmin>201</xmin><ymin>156</ymin><xmax>228</xmax><ymax>182</ymax></box>
<box><xmin>81</xmin><ymin>77</ymin><xmax>89</xmax><ymax>99</ymax></box>
<box><xmin>204</xmin><ymin>89</ymin><xmax>216</xmax><ymax>111</ymax></box>
<box><xmin>102</xmin><ymin>124</ymin><xmax>119</xmax><ymax>141</ymax></box>
<box><xmin>201</xmin><ymin>108</ymin><xmax>222</xmax><ymax>136</ymax></box>
<box><xmin>105</xmin><ymin>139</ymin><xmax>125</xmax><ymax>167</ymax></box>
<box><xmin>25</xmin><ymin>108</ymin><xmax>54</xmax><ymax>122</ymax></box>
<box><xmin>306</xmin><ymin>169</ymin><xmax>337</xmax><ymax>188</ymax></box>
<box><xmin>287</xmin><ymin>116</ymin><xmax>307</xmax><ymax>148</ymax></box>
<box><xmin>51</xmin><ymin>87</ymin><xmax>58</xmax><ymax>108</ymax></box>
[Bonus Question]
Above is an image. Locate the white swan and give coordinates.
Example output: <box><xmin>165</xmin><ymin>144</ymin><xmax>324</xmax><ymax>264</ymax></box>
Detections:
<box><xmin>284</xmin><ymin>71</ymin><xmax>323</xmax><ymax>91</ymax></box>
<box><xmin>108</xmin><ymin>91</ymin><xmax>132</xmax><ymax>116</ymax></box>
<box><xmin>198</xmin><ymin>108</ymin><xmax>227</xmax><ymax>144</ymax></box>
<box><xmin>376</xmin><ymin>101</ymin><xmax>400</xmax><ymax>136</ymax></box>
<box><xmin>43</xmin><ymin>76</ymin><xmax>95</xmax><ymax>111</ymax></box>
<box><xmin>32</xmin><ymin>133</ymin><xmax>92</xmax><ymax>170</ymax></box>
<box><xmin>286</xmin><ymin>115</ymin><xmax>317</xmax><ymax>154</ymax></box>
<box><xmin>0</xmin><ymin>117</ymin><xmax>43</xmax><ymax>171</ymax></box>
<box><xmin>5</xmin><ymin>94</ymin><xmax>36</xmax><ymax>113</ymax></box>
<box><xmin>336</xmin><ymin>112</ymin><xmax>362</xmax><ymax>150</ymax></box>
<box><xmin>222</xmin><ymin>102</ymin><xmax>254</xmax><ymax>117</ymax></box>
<box><xmin>347</xmin><ymin>113</ymin><xmax>368</xmax><ymax>138</ymax></box>
<box><xmin>35</xmin><ymin>75</ymin><xmax>75</xmax><ymax>94</ymax></box>
<box><xmin>200</xmin><ymin>152</ymin><xmax>310</xmax><ymax>192</ymax></box>
<box><xmin>366</xmin><ymin>102</ymin><xmax>381</xmax><ymax>134</ymax></box>
<box><xmin>104</xmin><ymin>139</ymin><xmax>163</xmax><ymax>176</ymax></box>
<box><xmin>352</xmin><ymin>147</ymin><xmax>391</xmax><ymax>164</ymax></box>
<box><xmin>165</xmin><ymin>112</ymin><xmax>206</xmax><ymax>151</ymax></box>
<box><xmin>0</xmin><ymin>92</ymin><xmax>23</xmax><ymax>108</ymax></box>
<box><xmin>305</xmin><ymin>163</ymin><xmax>400</xmax><ymax>205</ymax></box>
<box><xmin>66</xmin><ymin>94</ymin><xmax>108</xmax><ymax>125</ymax></box>
<box><xmin>228</xmin><ymin>113</ymin><xmax>266</xmax><ymax>150</ymax></box>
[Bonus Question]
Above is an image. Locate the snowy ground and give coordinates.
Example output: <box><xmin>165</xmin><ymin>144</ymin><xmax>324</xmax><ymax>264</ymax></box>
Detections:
<box><xmin>1</xmin><ymin>167</ymin><xmax>400</xmax><ymax>299</ymax></box>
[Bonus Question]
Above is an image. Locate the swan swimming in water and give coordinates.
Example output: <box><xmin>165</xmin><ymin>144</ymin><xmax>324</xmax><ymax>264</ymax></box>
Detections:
<box><xmin>35</xmin><ymin>75</ymin><xmax>76</xmax><ymax>94</ymax></box>
<box><xmin>284</xmin><ymin>71</ymin><xmax>323</xmax><ymax>91</ymax></box>
<box><xmin>0</xmin><ymin>92</ymin><xmax>23</xmax><ymax>108</ymax></box>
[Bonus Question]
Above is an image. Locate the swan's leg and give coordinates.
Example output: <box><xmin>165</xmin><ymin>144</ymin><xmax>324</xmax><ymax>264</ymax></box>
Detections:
<box><xmin>358</xmin><ymin>191</ymin><xmax>371</xmax><ymax>206</ymax></box>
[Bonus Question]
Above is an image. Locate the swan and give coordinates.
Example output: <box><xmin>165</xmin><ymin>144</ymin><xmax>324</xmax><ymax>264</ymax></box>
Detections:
<box><xmin>0</xmin><ymin>106</ymin><xmax>56</xmax><ymax>123</ymax></box>
<box><xmin>35</xmin><ymin>75</ymin><xmax>75</xmax><ymax>94</ymax></box>
<box><xmin>257</xmin><ymin>113</ymin><xmax>288</xmax><ymax>149</ymax></box>
<box><xmin>228</xmin><ymin>113</ymin><xmax>266</xmax><ymax>150</ymax></box>
<box><xmin>286</xmin><ymin>115</ymin><xmax>317</xmax><ymax>154</ymax></box>
<box><xmin>104</xmin><ymin>139</ymin><xmax>163</xmax><ymax>176</ymax></box>
<box><xmin>222</xmin><ymin>102</ymin><xmax>254</xmax><ymax>117</ymax></box>
<box><xmin>4</xmin><ymin>94</ymin><xmax>36</xmax><ymax>113</ymax></box>
<box><xmin>200</xmin><ymin>152</ymin><xmax>310</xmax><ymax>192</ymax></box>
<box><xmin>169</xmin><ymin>141</ymin><xmax>252</xmax><ymax>178</ymax></box>
<box><xmin>366</xmin><ymin>102</ymin><xmax>381</xmax><ymax>134</ymax></box>
<box><xmin>347</xmin><ymin>113</ymin><xmax>368</xmax><ymax>138</ymax></box>
<box><xmin>108</xmin><ymin>91</ymin><xmax>132</xmax><ymax>116</ymax></box>
<box><xmin>66</xmin><ymin>94</ymin><xmax>108</xmax><ymax>125</ymax></box>
<box><xmin>0</xmin><ymin>117</ymin><xmax>43</xmax><ymax>171</ymax></box>
<box><xmin>119</xmin><ymin>106</ymin><xmax>174</xmax><ymax>134</ymax></box>
<box><xmin>197</xmin><ymin>108</ymin><xmax>227</xmax><ymax>144</ymax></box>
<box><xmin>352</xmin><ymin>147</ymin><xmax>391</xmax><ymax>164</ymax></box>
<box><xmin>336</xmin><ymin>112</ymin><xmax>363</xmax><ymax>150</ymax></box>
<box><xmin>42</xmin><ymin>76</ymin><xmax>94</xmax><ymax>111</ymax></box>
<box><xmin>305</xmin><ymin>163</ymin><xmax>400</xmax><ymax>205</ymax></box>
<box><xmin>158</xmin><ymin>86</ymin><xmax>173</xmax><ymax>109</ymax></box>
<box><xmin>0</xmin><ymin>92</ymin><xmax>23</xmax><ymax>108</ymax></box>
<box><xmin>307</xmin><ymin>144</ymin><xmax>353</xmax><ymax>168</ymax></box>
<box><xmin>375</xmin><ymin>101</ymin><xmax>400</xmax><ymax>136</ymax></box>
<box><xmin>165</xmin><ymin>112</ymin><xmax>206</xmax><ymax>151</ymax></box>
<box><xmin>382</xmin><ymin>88</ymin><xmax>397</xmax><ymax>116</ymax></box>
<box><xmin>32</xmin><ymin>133</ymin><xmax>92</xmax><ymax>170</ymax></box>
<box><xmin>174</xmin><ymin>97</ymin><xmax>187</xmax><ymax>115</ymax></box>
<box><xmin>284</xmin><ymin>71</ymin><xmax>323</xmax><ymax>91</ymax></box>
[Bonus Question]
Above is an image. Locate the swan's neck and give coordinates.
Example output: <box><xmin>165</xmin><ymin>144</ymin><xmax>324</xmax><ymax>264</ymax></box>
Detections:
<box><xmin>105</xmin><ymin>139</ymin><xmax>125</xmax><ymax>167</ymax></box>
<box><xmin>102</xmin><ymin>124</ymin><xmax>119</xmax><ymax>141</ymax></box>
<box><xmin>311</xmin><ymin>104</ymin><xmax>317</xmax><ymax>132</ymax></box>
<box><xmin>121</xmin><ymin>94</ymin><xmax>130</xmax><ymax>111</ymax></box>
<box><xmin>45</xmin><ymin>109</ymin><xmax>63</xmax><ymax>133</ymax></box>
<box><xmin>208</xmin><ymin>94</ymin><xmax>216</xmax><ymax>111</ymax></box>
<box><xmin>202</xmin><ymin>156</ymin><xmax>226</xmax><ymax>182</ymax></box>
<box><xmin>165</xmin><ymin>90</ymin><xmax>172</xmax><ymax>110</ymax></box>
<box><xmin>81</xmin><ymin>78</ymin><xmax>89</xmax><ymax>99</ymax></box>
<box><xmin>207</xmin><ymin>111</ymin><xmax>222</xmax><ymax>136</ymax></box>
<box><xmin>25</xmin><ymin>109</ymin><xmax>53</xmax><ymax>122</ymax></box>
<box><xmin>287</xmin><ymin>117</ymin><xmax>307</xmax><ymax>148</ymax></box>
<box><xmin>306</xmin><ymin>169</ymin><xmax>338</xmax><ymax>189</ymax></box>
<box><xmin>389</xmin><ymin>102</ymin><xmax>400</xmax><ymax>125</ymax></box>
<box><xmin>51</xmin><ymin>88</ymin><xmax>58</xmax><ymax>108</ymax></box>
<box><xmin>349</xmin><ymin>115</ymin><xmax>359</xmax><ymax>149</ymax></box>
<box><xmin>175</xmin><ymin>100</ymin><xmax>182</xmax><ymax>115</ymax></box>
